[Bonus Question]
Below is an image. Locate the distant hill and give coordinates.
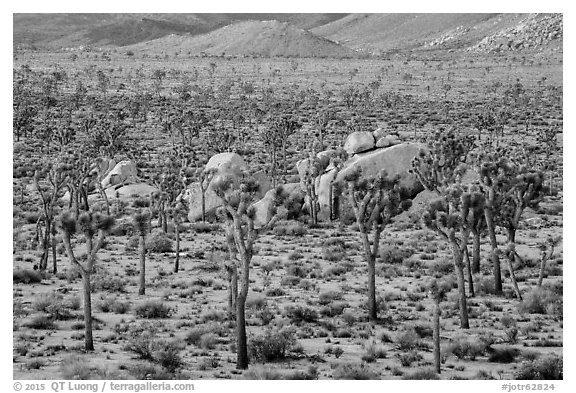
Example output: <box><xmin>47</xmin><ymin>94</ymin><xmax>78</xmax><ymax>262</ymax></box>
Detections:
<box><xmin>126</xmin><ymin>20</ymin><xmax>358</xmax><ymax>58</ymax></box>
<box><xmin>13</xmin><ymin>13</ymin><xmax>562</xmax><ymax>57</ymax></box>
<box><xmin>311</xmin><ymin>13</ymin><xmax>562</xmax><ymax>54</ymax></box>
<box><xmin>13</xmin><ymin>13</ymin><xmax>348</xmax><ymax>48</ymax></box>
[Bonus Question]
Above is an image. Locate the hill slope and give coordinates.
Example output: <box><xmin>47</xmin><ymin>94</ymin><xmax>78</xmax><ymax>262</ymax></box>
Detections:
<box><xmin>126</xmin><ymin>20</ymin><xmax>358</xmax><ymax>58</ymax></box>
<box><xmin>312</xmin><ymin>13</ymin><xmax>562</xmax><ymax>54</ymax></box>
<box><xmin>13</xmin><ymin>13</ymin><xmax>348</xmax><ymax>48</ymax></box>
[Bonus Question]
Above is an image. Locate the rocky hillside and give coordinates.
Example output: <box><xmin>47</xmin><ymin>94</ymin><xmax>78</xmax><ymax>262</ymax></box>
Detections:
<box><xmin>469</xmin><ymin>14</ymin><xmax>562</xmax><ymax>53</ymax></box>
<box><xmin>14</xmin><ymin>13</ymin><xmax>562</xmax><ymax>57</ymax></box>
<box><xmin>312</xmin><ymin>13</ymin><xmax>562</xmax><ymax>55</ymax></box>
<box><xmin>126</xmin><ymin>20</ymin><xmax>358</xmax><ymax>58</ymax></box>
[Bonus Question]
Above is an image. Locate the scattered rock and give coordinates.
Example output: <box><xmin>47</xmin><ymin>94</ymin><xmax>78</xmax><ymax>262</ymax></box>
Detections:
<box><xmin>343</xmin><ymin>131</ymin><xmax>375</xmax><ymax>155</ymax></box>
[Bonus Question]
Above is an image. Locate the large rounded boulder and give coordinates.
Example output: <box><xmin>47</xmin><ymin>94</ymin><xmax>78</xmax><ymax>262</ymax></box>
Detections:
<box><xmin>343</xmin><ymin>131</ymin><xmax>375</xmax><ymax>155</ymax></box>
<box><xmin>317</xmin><ymin>143</ymin><xmax>424</xmax><ymax>218</ymax></box>
<box><xmin>101</xmin><ymin>160</ymin><xmax>138</xmax><ymax>189</ymax></box>
<box><xmin>185</xmin><ymin>152</ymin><xmax>271</xmax><ymax>222</ymax></box>
<box><xmin>253</xmin><ymin>183</ymin><xmax>305</xmax><ymax>227</ymax></box>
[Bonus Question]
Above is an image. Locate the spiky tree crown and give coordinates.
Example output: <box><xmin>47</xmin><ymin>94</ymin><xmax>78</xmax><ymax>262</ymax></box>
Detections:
<box><xmin>133</xmin><ymin>210</ymin><xmax>150</xmax><ymax>236</ymax></box>
<box><xmin>344</xmin><ymin>167</ymin><xmax>412</xmax><ymax>227</ymax></box>
<box><xmin>410</xmin><ymin>128</ymin><xmax>475</xmax><ymax>191</ymax></box>
<box><xmin>422</xmin><ymin>184</ymin><xmax>485</xmax><ymax>237</ymax></box>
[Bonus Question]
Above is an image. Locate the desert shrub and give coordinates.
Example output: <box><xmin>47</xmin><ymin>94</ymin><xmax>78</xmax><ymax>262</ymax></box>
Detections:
<box><xmin>477</xmin><ymin>277</ymin><xmax>498</xmax><ymax>295</ymax></box>
<box><xmin>475</xmin><ymin>370</ymin><xmax>496</xmax><ymax>380</ymax></box>
<box><xmin>414</xmin><ymin>324</ymin><xmax>433</xmax><ymax>338</ymax></box>
<box><xmin>146</xmin><ymin>231</ymin><xmax>173</xmax><ymax>253</ymax></box>
<box><xmin>266</xmin><ymin>287</ymin><xmax>286</xmax><ymax>297</ymax></box>
<box><xmin>319</xmin><ymin>291</ymin><xmax>343</xmax><ymax>305</ymax></box>
<box><xmin>199</xmin><ymin>333</ymin><xmax>218</xmax><ymax>350</ymax></box>
<box><xmin>132</xmin><ymin>198</ymin><xmax>150</xmax><ymax>208</ymax></box>
<box><xmin>396</xmin><ymin>328</ymin><xmax>421</xmax><ymax>351</ymax></box>
<box><xmin>398</xmin><ymin>350</ymin><xmax>422</xmax><ymax>366</ymax></box>
<box><xmin>286</xmin><ymin>264</ymin><xmax>309</xmax><ymax>278</ymax></box>
<box><xmin>515</xmin><ymin>355</ymin><xmax>563</xmax><ymax>380</ymax></box>
<box><xmin>126</xmin><ymin>361</ymin><xmax>173</xmax><ymax>380</ymax></box>
<box><xmin>334</xmin><ymin>328</ymin><xmax>352</xmax><ymax>338</ymax></box>
<box><xmin>13</xmin><ymin>269</ymin><xmax>42</xmax><ymax>284</ymax></box>
<box><xmin>430</xmin><ymin>259</ymin><xmax>454</xmax><ymax>275</ymax></box>
<box><xmin>518</xmin><ymin>288</ymin><xmax>562</xmax><ymax>317</ymax></box>
<box><xmin>365</xmin><ymin>340</ymin><xmax>387</xmax><ymax>359</ymax></box>
<box><xmin>185</xmin><ymin>326</ymin><xmax>209</xmax><ymax>346</ymax></box>
<box><xmin>445</xmin><ymin>337</ymin><xmax>486</xmax><ymax>360</ymax></box>
<box><xmin>246</xmin><ymin>295</ymin><xmax>267</xmax><ymax>310</ymax></box>
<box><xmin>134</xmin><ymin>301</ymin><xmax>172</xmax><ymax>319</ymax></box>
<box><xmin>332</xmin><ymin>363</ymin><xmax>380</xmax><ymax>380</ymax></box>
<box><xmin>124</xmin><ymin>334</ymin><xmax>183</xmax><ymax>372</ymax></box>
<box><xmin>341</xmin><ymin>310</ymin><xmax>356</xmax><ymax>326</ymax></box>
<box><xmin>91</xmin><ymin>271</ymin><xmax>127</xmax><ymax>293</ymax></box>
<box><xmin>402</xmin><ymin>369</ymin><xmax>440</xmax><ymax>380</ymax></box>
<box><xmin>25</xmin><ymin>315</ymin><xmax>57</xmax><ymax>330</ymax></box>
<box><xmin>25</xmin><ymin>358</ymin><xmax>46</xmax><ymax>370</ymax></box>
<box><xmin>248</xmin><ymin>328</ymin><xmax>297</xmax><ymax>362</ymax></box>
<box><xmin>288</xmin><ymin>251</ymin><xmax>304</xmax><ymax>261</ymax></box>
<box><xmin>243</xmin><ymin>366</ymin><xmax>282</xmax><ymax>380</ymax></box>
<box><xmin>273</xmin><ymin>222</ymin><xmax>307</xmax><ymax>236</ymax></box>
<box><xmin>488</xmin><ymin>347</ymin><xmax>520</xmax><ymax>363</ymax></box>
<box><xmin>97</xmin><ymin>296</ymin><xmax>130</xmax><ymax>314</ymax></box>
<box><xmin>199</xmin><ymin>309</ymin><xmax>226</xmax><ymax>323</ymax></box>
<box><xmin>284</xmin><ymin>305</ymin><xmax>318</xmax><ymax>325</ymax></box>
<box><xmin>283</xmin><ymin>365</ymin><xmax>319</xmax><ymax>380</ymax></box>
<box><xmin>320</xmin><ymin>301</ymin><xmax>349</xmax><ymax>317</ymax></box>
<box><xmin>380</xmin><ymin>245</ymin><xmax>414</xmax><ymax>264</ymax></box>
<box><xmin>280</xmin><ymin>275</ymin><xmax>301</xmax><ymax>287</ymax></box>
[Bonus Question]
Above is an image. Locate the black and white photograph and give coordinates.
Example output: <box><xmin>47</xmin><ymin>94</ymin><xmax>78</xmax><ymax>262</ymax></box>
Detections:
<box><xmin>9</xmin><ymin>3</ymin><xmax>568</xmax><ymax>387</ymax></box>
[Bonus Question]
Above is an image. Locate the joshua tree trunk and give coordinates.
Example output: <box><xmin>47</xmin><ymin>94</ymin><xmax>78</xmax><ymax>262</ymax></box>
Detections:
<box><xmin>40</xmin><ymin>220</ymin><xmax>51</xmax><ymax>271</ymax></box>
<box><xmin>82</xmin><ymin>272</ymin><xmax>94</xmax><ymax>351</ymax></box>
<box><xmin>358</xmin><ymin>226</ymin><xmax>379</xmax><ymax>323</ymax></box>
<box><xmin>472</xmin><ymin>230</ymin><xmax>481</xmax><ymax>274</ymax></box>
<box><xmin>450</xmin><ymin>240</ymin><xmax>469</xmax><ymax>329</ymax></box>
<box><xmin>138</xmin><ymin>235</ymin><xmax>146</xmax><ymax>295</ymax></box>
<box><xmin>51</xmin><ymin>226</ymin><xmax>57</xmax><ymax>274</ymax></box>
<box><xmin>484</xmin><ymin>207</ymin><xmax>502</xmax><ymax>295</ymax></box>
<box><xmin>97</xmin><ymin>182</ymin><xmax>110</xmax><ymax>216</ymax></box>
<box><xmin>174</xmin><ymin>218</ymin><xmax>180</xmax><ymax>273</ymax></box>
<box><xmin>506</xmin><ymin>228</ymin><xmax>523</xmax><ymax>301</ymax></box>
<box><xmin>201</xmin><ymin>190</ymin><xmax>206</xmax><ymax>222</ymax></box>
<box><xmin>161</xmin><ymin>210</ymin><xmax>168</xmax><ymax>233</ymax></box>
<box><xmin>236</xmin><ymin>292</ymin><xmax>248</xmax><ymax>369</ymax></box>
<box><xmin>433</xmin><ymin>298</ymin><xmax>441</xmax><ymax>374</ymax></box>
<box><xmin>464</xmin><ymin>246</ymin><xmax>474</xmax><ymax>297</ymax></box>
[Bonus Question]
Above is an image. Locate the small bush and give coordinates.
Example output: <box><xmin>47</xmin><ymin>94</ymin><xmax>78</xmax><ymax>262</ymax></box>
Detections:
<box><xmin>146</xmin><ymin>231</ymin><xmax>173</xmax><ymax>253</ymax></box>
<box><xmin>398</xmin><ymin>350</ymin><xmax>422</xmax><ymax>366</ymax></box>
<box><xmin>332</xmin><ymin>363</ymin><xmax>380</xmax><ymax>380</ymax></box>
<box><xmin>199</xmin><ymin>333</ymin><xmax>218</xmax><ymax>350</ymax></box>
<box><xmin>318</xmin><ymin>291</ymin><xmax>343</xmax><ymax>305</ymax></box>
<box><xmin>134</xmin><ymin>301</ymin><xmax>172</xmax><ymax>319</ymax></box>
<box><xmin>445</xmin><ymin>337</ymin><xmax>486</xmax><ymax>360</ymax></box>
<box><xmin>402</xmin><ymin>369</ymin><xmax>440</xmax><ymax>380</ymax></box>
<box><xmin>25</xmin><ymin>315</ymin><xmax>57</xmax><ymax>330</ymax></box>
<box><xmin>489</xmin><ymin>347</ymin><xmax>520</xmax><ymax>363</ymax></box>
<box><xmin>284</xmin><ymin>305</ymin><xmax>318</xmax><ymax>325</ymax></box>
<box><xmin>13</xmin><ymin>269</ymin><xmax>42</xmax><ymax>284</ymax></box>
<box><xmin>248</xmin><ymin>328</ymin><xmax>297</xmax><ymax>362</ymax></box>
<box><xmin>515</xmin><ymin>355</ymin><xmax>563</xmax><ymax>380</ymax></box>
<box><xmin>518</xmin><ymin>288</ymin><xmax>562</xmax><ymax>317</ymax></box>
<box><xmin>191</xmin><ymin>222</ymin><xmax>219</xmax><ymax>233</ymax></box>
<box><xmin>396</xmin><ymin>328</ymin><xmax>421</xmax><ymax>351</ymax></box>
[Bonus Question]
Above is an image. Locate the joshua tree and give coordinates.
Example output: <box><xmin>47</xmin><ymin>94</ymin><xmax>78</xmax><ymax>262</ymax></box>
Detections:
<box><xmin>133</xmin><ymin>210</ymin><xmax>150</xmax><ymax>295</ymax></box>
<box><xmin>59</xmin><ymin>211</ymin><xmax>115</xmax><ymax>351</ymax></box>
<box><xmin>423</xmin><ymin>184</ymin><xmax>485</xmax><ymax>329</ymax></box>
<box><xmin>538</xmin><ymin>236</ymin><xmax>561</xmax><ymax>287</ymax></box>
<box><xmin>33</xmin><ymin>158</ymin><xmax>72</xmax><ymax>271</ymax></box>
<box><xmin>428</xmin><ymin>279</ymin><xmax>451</xmax><ymax>374</ymax></box>
<box><xmin>300</xmin><ymin>152</ymin><xmax>328</xmax><ymax>225</ymax></box>
<box><xmin>343</xmin><ymin>167</ymin><xmax>412</xmax><ymax>322</ymax></box>
<box><xmin>212</xmin><ymin>172</ymin><xmax>288</xmax><ymax>370</ymax></box>
<box><xmin>196</xmin><ymin>167</ymin><xmax>218</xmax><ymax>223</ymax></box>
